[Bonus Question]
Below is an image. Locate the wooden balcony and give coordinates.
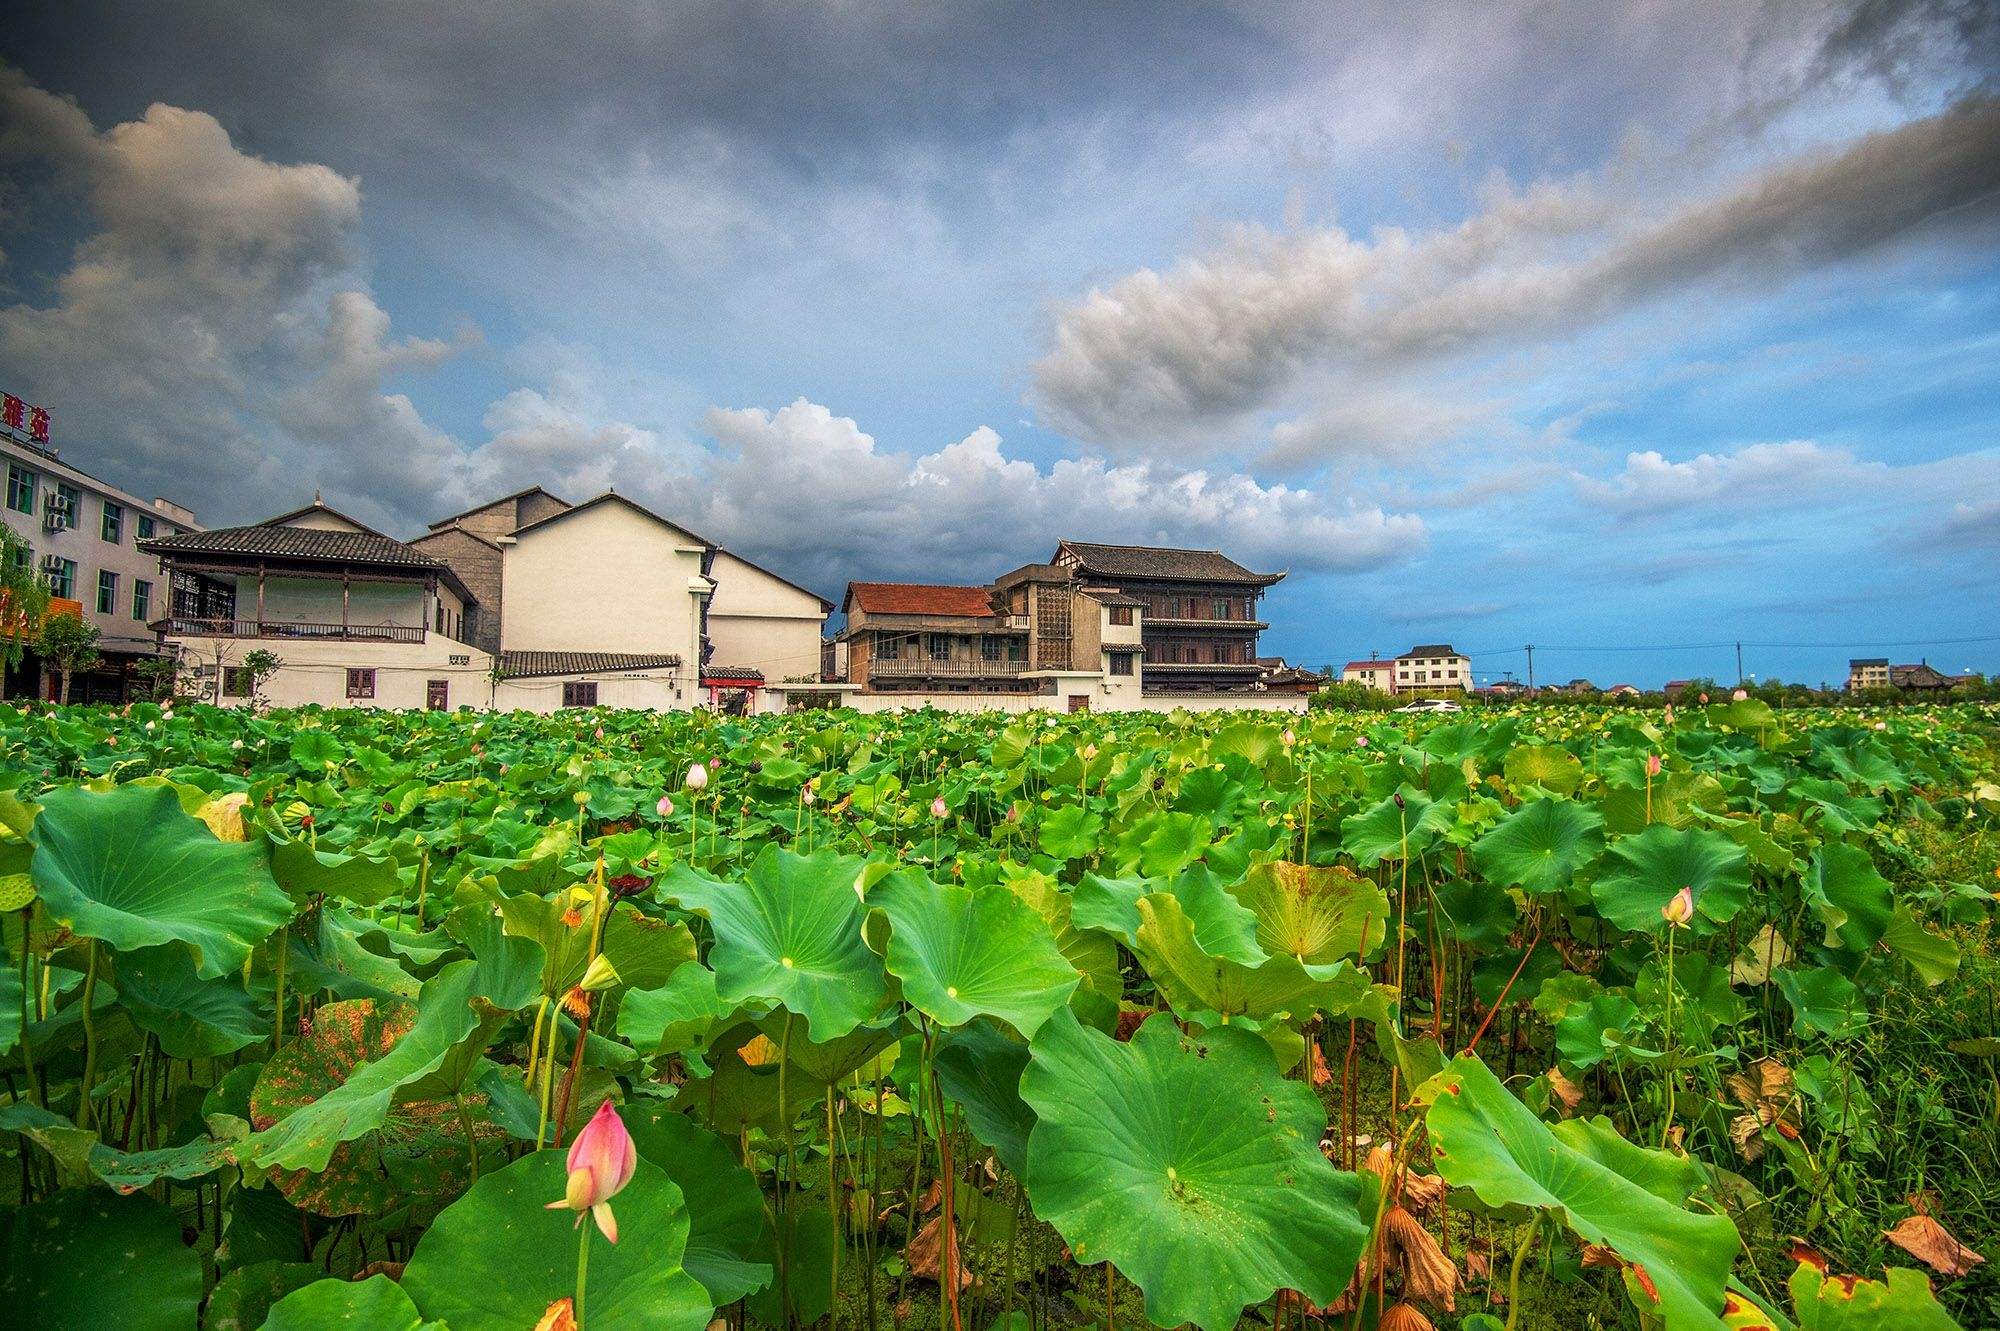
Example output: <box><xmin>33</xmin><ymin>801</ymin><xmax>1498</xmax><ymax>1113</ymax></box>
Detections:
<box><xmin>157</xmin><ymin>617</ymin><xmax>427</xmax><ymax>644</ymax></box>
<box><xmin>869</xmin><ymin>655</ymin><xmax>1026</xmax><ymax>679</ymax></box>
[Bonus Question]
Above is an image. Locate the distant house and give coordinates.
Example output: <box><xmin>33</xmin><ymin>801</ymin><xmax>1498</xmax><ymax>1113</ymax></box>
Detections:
<box><xmin>1482</xmin><ymin>678</ymin><xmax>1527</xmax><ymax>697</ymax></box>
<box><xmin>1342</xmin><ymin>659</ymin><xmax>1397</xmax><ymax>694</ymax></box>
<box><xmin>1847</xmin><ymin>658</ymin><xmax>1890</xmax><ymax>691</ymax></box>
<box><xmin>1560</xmin><ymin>677</ymin><xmax>1597</xmax><ymax>695</ymax></box>
<box><xmin>1256</xmin><ymin>656</ymin><xmax>1327</xmax><ymax>694</ymax></box>
<box><xmin>1394</xmin><ymin>644</ymin><xmax>1470</xmax><ymax>693</ymax></box>
<box><xmin>1606</xmin><ymin>683</ymin><xmax>1641</xmax><ymax>698</ymax></box>
<box><xmin>1889</xmin><ymin>662</ymin><xmax>1953</xmax><ymax>692</ymax></box>
<box><xmin>1663</xmin><ymin>679</ymin><xmax>1693</xmax><ymax>700</ymax></box>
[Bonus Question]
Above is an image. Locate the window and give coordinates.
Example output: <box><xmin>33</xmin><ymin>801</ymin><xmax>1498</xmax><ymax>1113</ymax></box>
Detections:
<box><xmin>5</xmin><ymin>539</ymin><xmax>29</xmax><ymax>572</ymax></box>
<box><xmin>980</xmin><ymin>635</ymin><xmax>1003</xmax><ymax>662</ymax></box>
<box><xmin>132</xmin><ymin>579</ymin><xmax>152</xmax><ymax>621</ymax></box>
<box><xmin>53</xmin><ymin>483</ymin><xmax>80</xmax><ymax>530</ymax></box>
<box><xmin>1213</xmin><ymin>598</ymin><xmax>1230</xmax><ymax>620</ymax></box>
<box><xmin>223</xmin><ymin>667</ymin><xmax>253</xmax><ymax>698</ymax></box>
<box><xmin>44</xmin><ymin>557</ymin><xmax>75</xmax><ymax>599</ymax></box>
<box><xmin>562</xmin><ymin>681</ymin><xmax>598</xmax><ymax>708</ymax></box>
<box><xmin>100</xmin><ymin>501</ymin><xmax>123</xmax><ymax>544</ymax></box>
<box><xmin>876</xmin><ymin>632</ymin><xmax>899</xmax><ymax>660</ymax></box>
<box><xmin>1007</xmin><ymin>636</ymin><xmax>1025</xmax><ymax>662</ymax></box>
<box><xmin>427</xmin><ymin>680</ymin><xmax>449</xmax><ymax>710</ymax></box>
<box><xmin>927</xmin><ymin>633</ymin><xmax>950</xmax><ymax>660</ymax></box>
<box><xmin>96</xmin><ymin>569</ymin><xmax>118</xmax><ymax>614</ymax></box>
<box><xmin>1243</xmin><ymin>597</ymin><xmax>1254</xmax><ymax>619</ymax></box>
<box><xmin>344</xmin><ymin>668</ymin><xmax>376</xmax><ymax>699</ymax></box>
<box><xmin>1185</xmin><ymin>596</ymin><xmax>1199</xmax><ymax>618</ymax></box>
<box><xmin>5</xmin><ymin>464</ymin><xmax>33</xmax><ymax>514</ymax></box>
<box><xmin>137</xmin><ymin>513</ymin><xmax>156</xmax><ymax>540</ymax></box>
<box><xmin>1109</xmin><ymin>605</ymin><xmax>1133</xmax><ymax>626</ymax></box>
<box><xmin>1109</xmin><ymin>651</ymin><xmax>1134</xmax><ymax>676</ymax></box>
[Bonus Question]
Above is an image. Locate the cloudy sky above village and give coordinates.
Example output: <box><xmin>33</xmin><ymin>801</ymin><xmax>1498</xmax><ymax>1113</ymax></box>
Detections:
<box><xmin>2</xmin><ymin>1</ymin><xmax>1996</xmax><ymax>685</ymax></box>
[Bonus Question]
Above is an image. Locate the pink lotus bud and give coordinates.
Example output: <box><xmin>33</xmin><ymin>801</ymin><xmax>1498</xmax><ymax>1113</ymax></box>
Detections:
<box><xmin>1080</xmin><ymin>743</ymin><xmax>1098</xmax><ymax>761</ymax></box>
<box><xmin>1281</xmin><ymin>728</ymin><xmax>1296</xmax><ymax>746</ymax></box>
<box><xmin>1646</xmin><ymin>754</ymin><xmax>1662</xmax><ymax>777</ymax></box>
<box><xmin>684</xmin><ymin>763</ymin><xmax>708</xmax><ymax>792</ymax></box>
<box><xmin>1731</xmin><ymin>688</ymin><xmax>1748</xmax><ymax>701</ymax></box>
<box><xmin>930</xmin><ymin>796</ymin><xmax>948</xmax><ymax>819</ymax></box>
<box><xmin>656</xmin><ymin>794</ymin><xmax>674</xmax><ymax>818</ymax></box>
<box><xmin>1661</xmin><ymin>886</ymin><xmax>1695</xmax><ymax>928</ymax></box>
<box><xmin>802</xmin><ymin>787</ymin><xmax>816</xmax><ymax>806</ymax></box>
<box><xmin>708</xmin><ymin>757</ymin><xmax>721</xmax><ymax>770</ymax></box>
<box><xmin>1005</xmin><ymin>805</ymin><xmax>1021</xmax><ymax>824</ymax></box>
<box><xmin>1698</xmin><ymin>692</ymin><xmax>1709</xmax><ymax>704</ymax></box>
<box><xmin>1355</xmin><ymin>736</ymin><xmax>1368</xmax><ymax>748</ymax></box>
<box><xmin>546</xmin><ymin>1100</ymin><xmax>636</xmax><ymax>1243</ymax></box>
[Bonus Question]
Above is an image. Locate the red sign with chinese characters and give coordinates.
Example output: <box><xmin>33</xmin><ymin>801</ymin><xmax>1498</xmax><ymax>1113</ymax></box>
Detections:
<box><xmin>1</xmin><ymin>393</ymin><xmax>50</xmax><ymax>445</ymax></box>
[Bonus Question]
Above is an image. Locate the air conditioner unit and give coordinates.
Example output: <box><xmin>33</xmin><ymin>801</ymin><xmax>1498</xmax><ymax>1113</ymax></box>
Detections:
<box><xmin>39</xmin><ymin>555</ymin><xmax>66</xmax><ymax>580</ymax></box>
<box><xmin>42</xmin><ymin>494</ymin><xmax>72</xmax><ymax>531</ymax></box>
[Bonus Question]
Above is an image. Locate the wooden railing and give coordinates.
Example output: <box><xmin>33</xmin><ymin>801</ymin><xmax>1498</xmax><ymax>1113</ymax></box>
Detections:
<box><xmin>870</xmin><ymin>656</ymin><xmax>1026</xmax><ymax>678</ymax></box>
<box><xmin>161</xmin><ymin>617</ymin><xmax>426</xmax><ymax>644</ymax></box>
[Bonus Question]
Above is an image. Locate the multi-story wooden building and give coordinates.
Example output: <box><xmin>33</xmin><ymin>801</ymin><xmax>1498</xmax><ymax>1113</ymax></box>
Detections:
<box><xmin>1050</xmin><ymin>540</ymin><xmax>1284</xmax><ymax>694</ymax></box>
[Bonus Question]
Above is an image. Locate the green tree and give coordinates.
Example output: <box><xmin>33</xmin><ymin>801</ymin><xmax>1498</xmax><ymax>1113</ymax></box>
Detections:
<box><xmin>0</xmin><ymin>526</ymin><xmax>50</xmax><ymax>680</ymax></box>
<box><xmin>39</xmin><ymin>610</ymin><xmax>102</xmax><ymax>705</ymax></box>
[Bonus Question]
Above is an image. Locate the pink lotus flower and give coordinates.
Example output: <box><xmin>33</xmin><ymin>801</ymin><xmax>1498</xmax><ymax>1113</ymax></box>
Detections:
<box><xmin>802</xmin><ymin>786</ymin><xmax>816</xmax><ymax>806</ymax></box>
<box><xmin>930</xmin><ymin>796</ymin><xmax>948</xmax><ymax>819</ymax></box>
<box><xmin>593</xmin><ymin>726</ymin><xmax>604</xmax><ymax>740</ymax></box>
<box><xmin>547</xmin><ymin>1100</ymin><xmax>636</xmax><ymax>1243</ymax></box>
<box><xmin>684</xmin><ymin>763</ymin><xmax>709</xmax><ymax>792</ymax></box>
<box><xmin>1646</xmin><ymin>753</ymin><xmax>1662</xmax><ymax>777</ymax></box>
<box><xmin>1661</xmin><ymin>886</ymin><xmax>1695</xmax><ymax>928</ymax></box>
<box><xmin>1281</xmin><ymin>728</ymin><xmax>1296</xmax><ymax>746</ymax></box>
<box><xmin>656</xmin><ymin>794</ymin><xmax>674</xmax><ymax>818</ymax></box>
<box><xmin>1355</xmin><ymin>736</ymin><xmax>1368</xmax><ymax>748</ymax></box>
<box><xmin>1731</xmin><ymin>688</ymin><xmax>1748</xmax><ymax>701</ymax></box>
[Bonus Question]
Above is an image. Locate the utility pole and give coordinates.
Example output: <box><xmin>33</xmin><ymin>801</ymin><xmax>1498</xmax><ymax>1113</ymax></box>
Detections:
<box><xmin>1525</xmin><ymin>644</ymin><xmax>1535</xmax><ymax>692</ymax></box>
<box><xmin>1736</xmin><ymin>641</ymin><xmax>1744</xmax><ymax>686</ymax></box>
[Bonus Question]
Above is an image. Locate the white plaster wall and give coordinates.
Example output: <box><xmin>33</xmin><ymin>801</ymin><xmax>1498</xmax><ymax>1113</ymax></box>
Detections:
<box><xmin>492</xmin><ymin>671</ymin><xmax>686</xmax><ymax>714</ymax></box>
<box><xmin>501</xmin><ymin>501</ymin><xmax>706</xmax><ymax>664</ymax></box>
<box><xmin>256</xmin><ymin>577</ymin><xmax>427</xmax><ymax>628</ymax></box>
<box><xmin>173</xmin><ymin>634</ymin><xmax>492</xmax><ymax>710</ymax></box>
<box><xmin>768</xmin><ymin>686</ymin><xmax>1307</xmax><ymax>715</ymax></box>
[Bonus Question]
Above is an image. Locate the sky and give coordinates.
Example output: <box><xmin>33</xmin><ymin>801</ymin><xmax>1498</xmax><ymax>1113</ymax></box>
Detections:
<box><xmin>1</xmin><ymin>1</ymin><xmax>1996</xmax><ymax>688</ymax></box>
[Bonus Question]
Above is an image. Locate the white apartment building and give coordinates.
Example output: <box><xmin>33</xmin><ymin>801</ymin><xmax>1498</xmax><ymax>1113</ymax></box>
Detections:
<box><xmin>1394</xmin><ymin>644</ymin><xmax>1472</xmax><ymax>693</ymax></box>
<box><xmin>1342</xmin><ymin>659</ymin><xmax>1398</xmax><ymax>694</ymax></box>
<box><xmin>2</xmin><ymin>402</ymin><xmax>197</xmax><ymax>701</ymax></box>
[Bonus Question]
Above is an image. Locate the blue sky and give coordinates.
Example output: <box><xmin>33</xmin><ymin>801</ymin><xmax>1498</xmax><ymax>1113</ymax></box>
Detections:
<box><xmin>1</xmin><ymin>1</ymin><xmax>1996</xmax><ymax>686</ymax></box>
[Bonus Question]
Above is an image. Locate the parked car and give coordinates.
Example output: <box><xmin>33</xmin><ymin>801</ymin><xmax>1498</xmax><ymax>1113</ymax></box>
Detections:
<box><xmin>1394</xmin><ymin>697</ymin><xmax>1463</xmax><ymax>713</ymax></box>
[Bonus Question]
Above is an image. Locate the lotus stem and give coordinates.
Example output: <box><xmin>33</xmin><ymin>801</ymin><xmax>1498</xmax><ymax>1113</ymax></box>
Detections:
<box><xmin>575</xmin><ymin>1216</ymin><xmax>592</xmax><ymax>1331</ymax></box>
<box><xmin>77</xmin><ymin>940</ymin><xmax>101</xmax><ymax>1130</ymax></box>
<box><xmin>272</xmin><ymin>926</ymin><xmax>288</xmax><ymax>1051</ymax></box>
<box><xmin>17</xmin><ymin>912</ymin><xmax>41</xmax><ymax>1108</ymax></box>
<box><xmin>1503</xmin><ymin>1221</ymin><xmax>1535</xmax><ymax>1331</ymax></box>
<box><xmin>777</xmin><ymin>1010</ymin><xmax>796</xmax><ymax>1328</ymax></box>
<box><xmin>455</xmin><ymin>1093</ymin><xmax>480</xmax><ymax>1183</ymax></box>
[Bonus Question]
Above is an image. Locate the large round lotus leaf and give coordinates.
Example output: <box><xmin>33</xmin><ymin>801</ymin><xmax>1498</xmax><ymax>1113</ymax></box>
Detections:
<box><xmin>1502</xmin><ymin>744</ymin><xmax>1585</xmax><ymax>795</ymax></box>
<box><xmin>402</xmin><ymin>1150</ymin><xmax>712</xmax><ymax>1331</ymax></box>
<box><xmin>1784</xmin><ymin>1261</ymin><xmax>1956</xmax><ymax>1330</ymax></box>
<box><xmin>995</xmin><ymin>870</ymin><xmax>1121</xmax><ymax>1006</ymax></box>
<box><xmin>1802</xmin><ymin>841</ymin><xmax>1894</xmax><ymax>953</ymax></box>
<box><xmin>617</xmin><ymin>962</ymin><xmax>741</xmax><ymax>1057</ymax></box>
<box><xmin>1589</xmin><ymin>824</ymin><xmax>1749</xmax><ymax>933</ymax></box>
<box><xmin>250</xmin><ymin>997</ymin><xmax>495</xmax><ymax>1214</ymax></box>
<box><xmin>1019</xmin><ymin>1009</ymin><xmax>1370</xmax><ymax>1331</ymax></box>
<box><xmin>0</xmin><ymin>1188</ymin><xmax>203</xmax><ymax>1330</ymax></box>
<box><xmin>871</xmin><ymin>869</ymin><xmax>1078</xmax><ymax>1036</ymax></box>
<box><xmin>1339</xmin><ymin>785</ymin><xmax>1454</xmax><ymax>867</ymax></box>
<box><xmin>658</xmin><ymin>845</ymin><xmax>887</xmax><ymax>1042</ymax></box>
<box><xmin>1426</xmin><ymin>1053</ymin><xmax>1741</xmax><ymax>1331</ymax></box>
<box><xmin>1773</xmin><ymin>966</ymin><xmax>1867</xmax><ymax>1040</ymax></box>
<box><xmin>1471</xmin><ymin>796</ymin><xmax>1605</xmax><ymax>895</ymax></box>
<box><xmin>263</xmin><ymin>1274</ymin><xmax>429</xmax><ymax>1330</ymax></box>
<box><xmin>620</xmin><ymin>1105</ymin><xmax>774</xmax><ymax>1305</ymax></box>
<box><xmin>1229</xmin><ymin>861</ymin><xmax>1388</xmax><ymax>963</ymax></box>
<box><xmin>1036</xmin><ymin>804</ymin><xmax>1104</xmax><ymax>861</ymax></box>
<box><xmin>30</xmin><ymin>782</ymin><xmax>291</xmax><ymax>978</ymax></box>
<box><xmin>200</xmin><ymin>1260</ymin><xmax>323</xmax><ymax>1331</ymax></box>
<box><xmin>1133</xmin><ymin>891</ymin><xmax>1367</xmax><ymax>1024</ymax></box>
<box><xmin>113</xmin><ymin>942</ymin><xmax>269</xmax><ymax>1058</ymax></box>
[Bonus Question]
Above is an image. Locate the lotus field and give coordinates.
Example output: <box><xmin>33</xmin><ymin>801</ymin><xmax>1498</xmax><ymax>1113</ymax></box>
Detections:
<box><xmin>2</xmin><ymin>699</ymin><xmax>1999</xmax><ymax>1331</ymax></box>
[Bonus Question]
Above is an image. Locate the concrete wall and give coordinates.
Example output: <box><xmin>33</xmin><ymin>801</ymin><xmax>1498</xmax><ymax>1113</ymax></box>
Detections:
<box><xmin>253</xmin><ymin>576</ymin><xmax>428</xmax><ymax>628</ymax></box>
<box><xmin>769</xmin><ymin>684</ymin><xmax>1307</xmax><ymax>715</ymax></box>
<box><xmin>492</xmin><ymin>670</ymin><xmax>684</xmax><ymax>714</ymax></box>
<box><xmin>705</xmin><ymin>549</ymin><xmax>828</xmax><ymax>682</ymax></box>
<box><xmin>177</xmin><ymin>634</ymin><xmax>493</xmax><ymax>710</ymax></box>
<box><xmin>500</xmin><ymin>500</ymin><xmax>706</xmax><ymax>675</ymax></box>
<box><xmin>410</xmin><ymin>526</ymin><xmax>503</xmax><ymax>653</ymax></box>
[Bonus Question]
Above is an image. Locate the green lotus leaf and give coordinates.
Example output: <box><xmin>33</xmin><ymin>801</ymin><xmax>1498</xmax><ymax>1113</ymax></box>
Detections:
<box><xmin>0</xmin><ymin>1101</ymin><xmax>242</xmax><ymax>1190</ymax></box>
<box><xmin>1589</xmin><ymin>824</ymin><xmax>1750</xmax><ymax>933</ymax></box>
<box><xmin>201</xmin><ymin>1261</ymin><xmax>326</xmax><ymax>1331</ymax></box>
<box><xmin>747</xmin><ymin>1199</ymin><xmax>837</xmax><ymax>1329</ymax></box>
<box><xmin>1037</xmin><ymin>804</ymin><xmax>1104</xmax><ymax>861</ymax></box>
<box><xmin>658</xmin><ymin>845</ymin><xmax>887</xmax><ymax>1042</ymax></box>
<box><xmin>1503</xmin><ymin>743</ymin><xmax>1585</xmax><ymax>796</ymax></box>
<box><xmin>618</xmin><ymin>963</ymin><xmax>740</xmax><ymax>1057</ymax></box>
<box><xmin>1471</xmin><ymin>796</ymin><xmax>1606</xmax><ymax>895</ymax></box>
<box><xmin>1133</xmin><ymin>891</ymin><xmax>1366</xmax><ymax>1023</ymax></box>
<box><xmin>1340</xmin><ymin>785</ymin><xmax>1454</xmax><ymax>867</ymax></box>
<box><xmin>113</xmin><ymin>943</ymin><xmax>270</xmax><ymax>1058</ymax></box>
<box><xmin>403</xmin><ymin>1150</ymin><xmax>712</xmax><ymax>1331</ymax></box>
<box><xmin>871</xmin><ymin>869</ymin><xmax>1078</xmax><ymax>1036</ymax></box>
<box><xmin>621</xmin><ymin>1106</ymin><xmax>775</xmax><ymax>1305</ymax></box>
<box><xmin>262</xmin><ymin>1274</ymin><xmax>431</xmax><ymax>1330</ymax></box>
<box><xmin>270</xmin><ymin>840</ymin><xmax>403</xmax><ymax>906</ymax></box>
<box><xmin>1426</xmin><ymin>1053</ymin><xmax>1741</xmax><ymax>1331</ymax></box>
<box><xmin>1773</xmin><ymin>967</ymin><xmax>1867</xmax><ymax>1040</ymax></box>
<box><xmin>0</xmin><ymin>1189</ymin><xmax>203</xmax><ymax>1331</ymax></box>
<box><xmin>1802</xmin><ymin>841</ymin><xmax>1894</xmax><ymax>953</ymax></box>
<box><xmin>1789</xmin><ymin>778</ymin><xmax>1883</xmax><ymax>834</ymax></box>
<box><xmin>1072</xmin><ymin>866</ymin><xmax>1264</xmax><ymax>964</ymax></box>
<box><xmin>1019</xmin><ymin>1009</ymin><xmax>1370</xmax><ymax>1331</ymax></box>
<box><xmin>1132</xmin><ymin>810</ymin><xmax>1214</xmax><ymax>877</ymax></box>
<box><xmin>247</xmin><ymin>945</ymin><xmax>539</xmax><ymax>1175</ymax></box>
<box><xmin>1637</xmin><ymin>954</ymin><xmax>1745</xmax><ymax>1041</ymax></box>
<box><xmin>1880</xmin><ymin>907</ymin><xmax>1959</xmax><ymax>986</ymax></box>
<box><xmin>31</xmin><ymin>782</ymin><xmax>292</xmax><ymax>978</ymax></box>
<box><xmin>1555</xmin><ymin>993</ymin><xmax>1646</xmax><ymax>1069</ymax></box>
<box><xmin>1787</xmin><ymin>1260</ymin><xmax>1957</xmax><ymax>1330</ymax></box>
<box><xmin>1227</xmin><ymin>861</ymin><xmax>1387</xmax><ymax>963</ymax></box>
<box><xmin>933</xmin><ymin>1019</ymin><xmax>1036</xmax><ymax>1177</ymax></box>
<box><xmin>996</xmin><ymin>869</ymin><xmax>1121</xmax><ymax>1006</ymax></box>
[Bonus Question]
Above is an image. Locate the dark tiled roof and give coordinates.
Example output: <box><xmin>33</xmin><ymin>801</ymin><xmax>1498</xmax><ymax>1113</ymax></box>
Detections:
<box><xmin>498</xmin><ymin>651</ymin><xmax>682</xmax><ymax>679</ymax></box>
<box><xmin>1398</xmin><ymin>644</ymin><xmax>1462</xmax><ymax>659</ymax></box>
<box><xmin>1055</xmin><ymin>540</ymin><xmax>1283</xmax><ymax>586</ymax></box>
<box><xmin>846</xmin><ymin>582</ymin><xmax>997</xmax><ymax>617</ymax></box>
<box><xmin>1080</xmin><ymin>586</ymin><xmax>1146</xmax><ymax>607</ymax></box>
<box><xmin>700</xmin><ymin>665</ymin><xmax>767</xmax><ymax>683</ymax></box>
<box><xmin>426</xmin><ymin>486</ymin><xmax>569</xmax><ymax>530</ymax></box>
<box><xmin>142</xmin><ymin>522</ymin><xmax>477</xmax><ymax>604</ymax></box>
